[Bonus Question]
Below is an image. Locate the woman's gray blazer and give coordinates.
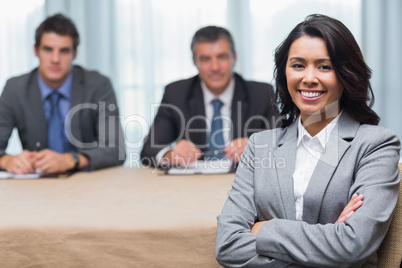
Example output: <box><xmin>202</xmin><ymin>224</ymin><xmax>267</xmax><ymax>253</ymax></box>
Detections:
<box><xmin>216</xmin><ymin>112</ymin><xmax>401</xmax><ymax>267</ymax></box>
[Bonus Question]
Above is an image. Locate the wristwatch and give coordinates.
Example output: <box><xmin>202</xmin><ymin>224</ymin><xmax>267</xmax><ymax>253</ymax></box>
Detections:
<box><xmin>70</xmin><ymin>152</ymin><xmax>80</xmax><ymax>171</ymax></box>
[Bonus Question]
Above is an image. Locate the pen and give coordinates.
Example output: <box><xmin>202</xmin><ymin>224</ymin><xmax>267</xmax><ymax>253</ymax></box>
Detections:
<box><xmin>35</xmin><ymin>142</ymin><xmax>41</xmax><ymax>152</ymax></box>
<box><xmin>200</xmin><ymin>150</ymin><xmax>225</xmax><ymax>157</ymax></box>
<box><xmin>34</xmin><ymin>142</ymin><xmax>41</xmax><ymax>174</ymax></box>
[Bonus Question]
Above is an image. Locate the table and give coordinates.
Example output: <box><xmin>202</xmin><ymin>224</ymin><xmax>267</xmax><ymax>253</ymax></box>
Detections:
<box><xmin>0</xmin><ymin>166</ymin><xmax>235</xmax><ymax>267</ymax></box>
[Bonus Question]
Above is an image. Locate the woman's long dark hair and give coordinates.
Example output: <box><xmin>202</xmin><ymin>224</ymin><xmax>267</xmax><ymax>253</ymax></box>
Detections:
<box><xmin>274</xmin><ymin>14</ymin><xmax>379</xmax><ymax>127</ymax></box>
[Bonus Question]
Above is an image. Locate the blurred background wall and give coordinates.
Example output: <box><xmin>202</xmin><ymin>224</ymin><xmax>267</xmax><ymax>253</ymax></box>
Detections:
<box><xmin>1</xmin><ymin>0</ymin><xmax>401</xmax><ymax>164</ymax></box>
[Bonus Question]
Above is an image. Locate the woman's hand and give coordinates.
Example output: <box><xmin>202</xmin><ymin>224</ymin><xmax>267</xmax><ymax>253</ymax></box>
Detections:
<box><xmin>335</xmin><ymin>193</ymin><xmax>364</xmax><ymax>223</ymax></box>
<box><xmin>251</xmin><ymin>220</ymin><xmax>269</xmax><ymax>235</ymax></box>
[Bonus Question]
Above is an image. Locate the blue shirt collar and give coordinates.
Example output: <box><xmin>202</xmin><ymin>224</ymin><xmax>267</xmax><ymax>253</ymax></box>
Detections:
<box><xmin>38</xmin><ymin>72</ymin><xmax>73</xmax><ymax>100</ymax></box>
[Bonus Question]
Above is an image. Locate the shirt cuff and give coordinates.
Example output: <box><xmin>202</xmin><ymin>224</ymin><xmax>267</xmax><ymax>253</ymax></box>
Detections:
<box><xmin>155</xmin><ymin>144</ymin><xmax>175</xmax><ymax>165</ymax></box>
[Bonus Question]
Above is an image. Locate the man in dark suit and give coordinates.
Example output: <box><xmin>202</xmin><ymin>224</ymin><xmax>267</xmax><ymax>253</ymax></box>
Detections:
<box><xmin>0</xmin><ymin>14</ymin><xmax>125</xmax><ymax>175</ymax></box>
<box><xmin>141</xmin><ymin>26</ymin><xmax>278</xmax><ymax>167</ymax></box>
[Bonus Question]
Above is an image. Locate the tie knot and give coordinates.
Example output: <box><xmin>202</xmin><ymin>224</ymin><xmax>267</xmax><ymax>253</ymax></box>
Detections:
<box><xmin>48</xmin><ymin>91</ymin><xmax>61</xmax><ymax>106</ymax></box>
<box><xmin>211</xmin><ymin>99</ymin><xmax>223</xmax><ymax>111</ymax></box>
<box><xmin>49</xmin><ymin>91</ymin><xmax>61</xmax><ymax>99</ymax></box>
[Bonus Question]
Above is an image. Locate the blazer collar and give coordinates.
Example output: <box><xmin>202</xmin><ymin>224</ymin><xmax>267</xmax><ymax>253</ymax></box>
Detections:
<box><xmin>187</xmin><ymin>73</ymin><xmax>248</xmax><ymax>112</ymax></box>
<box><xmin>27</xmin><ymin>69</ymin><xmax>48</xmax><ymax>148</ymax></box>
<box><xmin>231</xmin><ymin>73</ymin><xmax>249</xmax><ymax>139</ymax></box>
<box><xmin>187</xmin><ymin>72</ymin><xmax>247</xmax><ymax>106</ymax></box>
<box><xmin>274</xmin><ymin>112</ymin><xmax>360</xmax><ymax>222</ymax></box>
<box><xmin>70</xmin><ymin>66</ymin><xmax>85</xmax><ymax>109</ymax></box>
<box><xmin>274</xmin><ymin>121</ymin><xmax>298</xmax><ymax>220</ymax></box>
<box><xmin>187</xmin><ymin>76</ymin><xmax>207</xmax><ymax>147</ymax></box>
<box><xmin>67</xmin><ymin>66</ymin><xmax>86</xmax><ymax>146</ymax></box>
<box><xmin>303</xmin><ymin>112</ymin><xmax>359</xmax><ymax>223</ymax></box>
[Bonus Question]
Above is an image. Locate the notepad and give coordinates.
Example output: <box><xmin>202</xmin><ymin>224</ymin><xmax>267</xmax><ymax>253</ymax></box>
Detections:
<box><xmin>166</xmin><ymin>158</ymin><xmax>234</xmax><ymax>175</ymax></box>
<box><xmin>0</xmin><ymin>170</ymin><xmax>76</xmax><ymax>179</ymax></box>
<box><xmin>0</xmin><ymin>171</ymin><xmax>41</xmax><ymax>179</ymax></box>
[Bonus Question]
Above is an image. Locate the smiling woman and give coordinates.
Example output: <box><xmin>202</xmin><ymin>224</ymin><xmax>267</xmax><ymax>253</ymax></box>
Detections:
<box><xmin>215</xmin><ymin>14</ymin><xmax>400</xmax><ymax>267</ymax></box>
<box><xmin>275</xmin><ymin>13</ymin><xmax>378</xmax><ymax>129</ymax></box>
<box><xmin>286</xmin><ymin>36</ymin><xmax>344</xmax><ymax>136</ymax></box>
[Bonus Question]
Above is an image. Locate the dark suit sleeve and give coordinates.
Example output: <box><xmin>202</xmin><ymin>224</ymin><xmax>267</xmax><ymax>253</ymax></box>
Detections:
<box><xmin>75</xmin><ymin>76</ymin><xmax>126</xmax><ymax>170</ymax></box>
<box><xmin>140</xmin><ymin>87</ymin><xmax>183</xmax><ymax>166</ymax></box>
<box><xmin>241</xmin><ymin>82</ymin><xmax>280</xmax><ymax>138</ymax></box>
<box><xmin>0</xmin><ymin>80</ymin><xmax>18</xmax><ymax>156</ymax></box>
<box><xmin>255</xmin><ymin>82</ymin><xmax>279</xmax><ymax>131</ymax></box>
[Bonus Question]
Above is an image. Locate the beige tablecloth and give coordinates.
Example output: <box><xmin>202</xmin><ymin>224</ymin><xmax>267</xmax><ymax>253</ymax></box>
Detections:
<box><xmin>0</xmin><ymin>166</ymin><xmax>234</xmax><ymax>267</ymax></box>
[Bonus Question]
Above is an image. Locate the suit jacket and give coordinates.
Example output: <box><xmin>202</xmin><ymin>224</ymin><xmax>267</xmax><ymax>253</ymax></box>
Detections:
<box><xmin>0</xmin><ymin>65</ymin><xmax>126</xmax><ymax>171</ymax></box>
<box><xmin>216</xmin><ymin>112</ymin><xmax>401</xmax><ymax>267</ymax></box>
<box><xmin>140</xmin><ymin>73</ymin><xmax>279</xmax><ymax>165</ymax></box>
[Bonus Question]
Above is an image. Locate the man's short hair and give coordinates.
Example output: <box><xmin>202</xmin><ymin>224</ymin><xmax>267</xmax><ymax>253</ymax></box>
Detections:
<box><xmin>35</xmin><ymin>13</ymin><xmax>80</xmax><ymax>51</ymax></box>
<box><xmin>190</xmin><ymin>26</ymin><xmax>236</xmax><ymax>58</ymax></box>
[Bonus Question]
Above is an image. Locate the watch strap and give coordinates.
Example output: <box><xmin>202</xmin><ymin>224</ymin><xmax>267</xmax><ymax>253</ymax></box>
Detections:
<box><xmin>70</xmin><ymin>152</ymin><xmax>80</xmax><ymax>171</ymax></box>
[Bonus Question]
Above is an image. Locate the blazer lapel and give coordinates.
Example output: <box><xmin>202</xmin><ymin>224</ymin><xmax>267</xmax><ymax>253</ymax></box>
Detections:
<box><xmin>302</xmin><ymin>112</ymin><xmax>359</xmax><ymax>224</ymax></box>
<box><xmin>274</xmin><ymin>122</ymin><xmax>298</xmax><ymax>220</ymax></box>
<box><xmin>70</xmin><ymin>67</ymin><xmax>85</xmax><ymax>109</ymax></box>
<box><xmin>187</xmin><ymin>79</ymin><xmax>207</xmax><ymax>148</ymax></box>
<box><xmin>27</xmin><ymin>71</ymin><xmax>48</xmax><ymax>147</ymax></box>
<box><xmin>69</xmin><ymin>67</ymin><xmax>85</xmax><ymax>145</ymax></box>
<box><xmin>231</xmin><ymin>74</ymin><xmax>248</xmax><ymax>140</ymax></box>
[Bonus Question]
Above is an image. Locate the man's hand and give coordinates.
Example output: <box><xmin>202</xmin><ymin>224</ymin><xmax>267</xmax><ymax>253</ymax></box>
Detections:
<box><xmin>33</xmin><ymin>149</ymin><xmax>76</xmax><ymax>174</ymax></box>
<box><xmin>224</xmin><ymin>137</ymin><xmax>248</xmax><ymax>163</ymax></box>
<box><xmin>163</xmin><ymin>139</ymin><xmax>201</xmax><ymax>166</ymax></box>
<box><xmin>336</xmin><ymin>193</ymin><xmax>364</xmax><ymax>223</ymax></box>
<box><xmin>0</xmin><ymin>150</ymin><xmax>35</xmax><ymax>174</ymax></box>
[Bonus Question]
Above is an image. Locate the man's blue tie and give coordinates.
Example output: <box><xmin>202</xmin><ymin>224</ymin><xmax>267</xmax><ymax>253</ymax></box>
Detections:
<box><xmin>208</xmin><ymin>99</ymin><xmax>225</xmax><ymax>159</ymax></box>
<box><xmin>47</xmin><ymin>91</ymin><xmax>67</xmax><ymax>153</ymax></box>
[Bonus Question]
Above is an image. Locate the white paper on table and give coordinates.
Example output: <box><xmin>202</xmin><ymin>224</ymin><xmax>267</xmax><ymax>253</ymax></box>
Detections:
<box><xmin>0</xmin><ymin>171</ymin><xmax>10</xmax><ymax>179</ymax></box>
<box><xmin>0</xmin><ymin>171</ymin><xmax>41</xmax><ymax>179</ymax></box>
<box><xmin>167</xmin><ymin>158</ymin><xmax>233</xmax><ymax>175</ymax></box>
